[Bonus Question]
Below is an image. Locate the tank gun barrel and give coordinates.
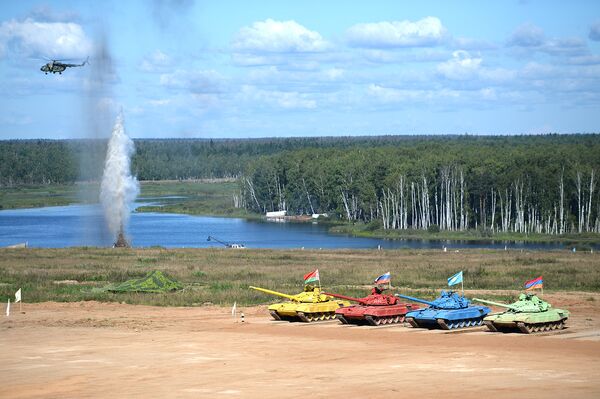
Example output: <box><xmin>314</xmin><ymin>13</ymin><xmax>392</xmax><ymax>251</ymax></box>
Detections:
<box><xmin>323</xmin><ymin>292</ymin><xmax>365</xmax><ymax>304</ymax></box>
<box><xmin>249</xmin><ymin>286</ymin><xmax>297</xmax><ymax>301</ymax></box>
<box><xmin>395</xmin><ymin>294</ymin><xmax>436</xmax><ymax>307</ymax></box>
<box><xmin>472</xmin><ymin>298</ymin><xmax>518</xmax><ymax>310</ymax></box>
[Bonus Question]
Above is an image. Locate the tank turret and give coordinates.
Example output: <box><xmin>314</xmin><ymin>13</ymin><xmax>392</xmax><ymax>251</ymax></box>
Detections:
<box><xmin>473</xmin><ymin>293</ymin><xmax>569</xmax><ymax>334</ymax></box>
<box><xmin>322</xmin><ymin>287</ymin><xmax>417</xmax><ymax>326</ymax></box>
<box><xmin>249</xmin><ymin>286</ymin><xmax>329</xmax><ymax>303</ymax></box>
<box><xmin>396</xmin><ymin>290</ymin><xmax>490</xmax><ymax>330</ymax></box>
<box><xmin>396</xmin><ymin>290</ymin><xmax>471</xmax><ymax>309</ymax></box>
<box><xmin>473</xmin><ymin>293</ymin><xmax>549</xmax><ymax>313</ymax></box>
<box><xmin>249</xmin><ymin>285</ymin><xmax>350</xmax><ymax>322</ymax></box>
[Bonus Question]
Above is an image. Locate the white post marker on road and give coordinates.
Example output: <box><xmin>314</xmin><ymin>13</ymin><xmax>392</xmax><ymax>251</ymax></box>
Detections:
<box><xmin>15</xmin><ymin>288</ymin><xmax>22</xmax><ymax>313</ymax></box>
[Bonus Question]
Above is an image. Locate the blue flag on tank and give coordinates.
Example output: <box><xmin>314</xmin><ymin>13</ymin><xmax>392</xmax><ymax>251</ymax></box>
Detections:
<box><xmin>448</xmin><ymin>271</ymin><xmax>463</xmax><ymax>286</ymax></box>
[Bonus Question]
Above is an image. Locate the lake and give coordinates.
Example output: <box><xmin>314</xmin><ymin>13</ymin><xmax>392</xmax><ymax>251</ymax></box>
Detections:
<box><xmin>0</xmin><ymin>203</ymin><xmax>572</xmax><ymax>250</ymax></box>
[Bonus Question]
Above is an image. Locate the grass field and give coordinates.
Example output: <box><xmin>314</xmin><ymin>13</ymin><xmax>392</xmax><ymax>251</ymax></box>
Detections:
<box><xmin>0</xmin><ymin>184</ymin><xmax>84</xmax><ymax>209</ymax></box>
<box><xmin>134</xmin><ymin>179</ymin><xmax>252</xmax><ymax>218</ymax></box>
<box><xmin>1</xmin><ymin>248</ymin><xmax>598</xmax><ymax>307</ymax></box>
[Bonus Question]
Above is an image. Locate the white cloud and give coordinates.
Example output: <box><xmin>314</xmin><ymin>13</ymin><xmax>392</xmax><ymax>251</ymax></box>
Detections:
<box><xmin>232</xmin><ymin>19</ymin><xmax>329</xmax><ymax>53</ymax></box>
<box><xmin>160</xmin><ymin>69</ymin><xmax>226</xmax><ymax>93</ymax></box>
<box><xmin>140</xmin><ymin>50</ymin><xmax>172</xmax><ymax>72</ymax></box>
<box><xmin>367</xmin><ymin>84</ymin><xmax>460</xmax><ymax>103</ymax></box>
<box><xmin>508</xmin><ymin>23</ymin><xmax>545</xmax><ymax>47</ymax></box>
<box><xmin>240</xmin><ymin>85</ymin><xmax>316</xmax><ymax>109</ymax></box>
<box><xmin>324</xmin><ymin>68</ymin><xmax>344</xmax><ymax>80</ymax></box>
<box><xmin>147</xmin><ymin>98</ymin><xmax>172</xmax><ymax>106</ymax></box>
<box><xmin>0</xmin><ymin>18</ymin><xmax>92</xmax><ymax>59</ymax></box>
<box><xmin>508</xmin><ymin>23</ymin><xmax>587</xmax><ymax>56</ymax></box>
<box><xmin>346</xmin><ymin>17</ymin><xmax>446</xmax><ymax>48</ymax></box>
<box><xmin>437</xmin><ymin>50</ymin><xmax>482</xmax><ymax>80</ymax></box>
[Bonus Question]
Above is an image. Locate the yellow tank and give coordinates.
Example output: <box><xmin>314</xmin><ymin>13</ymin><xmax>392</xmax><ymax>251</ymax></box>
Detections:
<box><xmin>250</xmin><ymin>285</ymin><xmax>351</xmax><ymax>322</ymax></box>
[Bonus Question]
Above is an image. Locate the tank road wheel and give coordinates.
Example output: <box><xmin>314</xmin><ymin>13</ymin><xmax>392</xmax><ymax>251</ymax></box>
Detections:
<box><xmin>484</xmin><ymin>320</ymin><xmax>498</xmax><ymax>332</ymax></box>
<box><xmin>517</xmin><ymin>322</ymin><xmax>533</xmax><ymax>334</ymax></box>
<box><xmin>365</xmin><ymin>315</ymin><xmax>381</xmax><ymax>326</ymax></box>
<box><xmin>392</xmin><ymin>315</ymin><xmax>400</xmax><ymax>324</ymax></box>
<box><xmin>269</xmin><ymin>310</ymin><xmax>282</xmax><ymax>321</ymax></box>
<box><xmin>437</xmin><ymin>319</ymin><xmax>450</xmax><ymax>330</ymax></box>
<box><xmin>406</xmin><ymin>317</ymin><xmax>418</xmax><ymax>328</ymax></box>
<box><xmin>297</xmin><ymin>312</ymin><xmax>310</xmax><ymax>322</ymax></box>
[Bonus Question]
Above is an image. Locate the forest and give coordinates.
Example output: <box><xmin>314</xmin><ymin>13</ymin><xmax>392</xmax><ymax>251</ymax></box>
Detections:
<box><xmin>1</xmin><ymin>135</ymin><xmax>599</xmax><ymax>235</ymax></box>
<box><xmin>237</xmin><ymin>135</ymin><xmax>600</xmax><ymax>235</ymax></box>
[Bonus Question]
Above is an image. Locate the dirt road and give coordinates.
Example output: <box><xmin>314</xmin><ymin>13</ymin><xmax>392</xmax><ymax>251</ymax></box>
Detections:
<box><xmin>1</xmin><ymin>293</ymin><xmax>600</xmax><ymax>398</ymax></box>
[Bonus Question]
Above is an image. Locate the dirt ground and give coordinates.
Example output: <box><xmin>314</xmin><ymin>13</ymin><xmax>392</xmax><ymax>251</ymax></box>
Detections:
<box><xmin>1</xmin><ymin>292</ymin><xmax>600</xmax><ymax>399</ymax></box>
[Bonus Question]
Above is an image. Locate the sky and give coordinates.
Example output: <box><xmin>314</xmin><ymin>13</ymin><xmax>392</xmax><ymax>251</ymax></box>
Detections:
<box><xmin>0</xmin><ymin>0</ymin><xmax>599</xmax><ymax>139</ymax></box>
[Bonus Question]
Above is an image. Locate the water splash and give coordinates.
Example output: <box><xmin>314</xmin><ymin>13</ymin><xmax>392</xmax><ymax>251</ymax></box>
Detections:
<box><xmin>100</xmin><ymin>113</ymin><xmax>139</xmax><ymax>244</ymax></box>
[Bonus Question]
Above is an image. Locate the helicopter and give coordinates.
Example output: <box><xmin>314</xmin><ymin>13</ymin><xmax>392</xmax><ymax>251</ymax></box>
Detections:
<box><xmin>40</xmin><ymin>57</ymin><xmax>89</xmax><ymax>75</ymax></box>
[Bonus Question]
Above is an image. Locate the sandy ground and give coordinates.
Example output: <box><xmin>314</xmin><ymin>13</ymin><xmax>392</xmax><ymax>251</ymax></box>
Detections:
<box><xmin>1</xmin><ymin>292</ymin><xmax>600</xmax><ymax>399</ymax></box>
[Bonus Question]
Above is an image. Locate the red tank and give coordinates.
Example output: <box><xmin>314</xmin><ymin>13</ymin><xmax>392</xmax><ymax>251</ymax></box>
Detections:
<box><xmin>323</xmin><ymin>287</ymin><xmax>420</xmax><ymax>326</ymax></box>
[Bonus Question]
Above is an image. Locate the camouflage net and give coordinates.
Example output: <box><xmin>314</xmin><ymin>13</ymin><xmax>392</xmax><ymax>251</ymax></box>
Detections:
<box><xmin>106</xmin><ymin>270</ymin><xmax>183</xmax><ymax>293</ymax></box>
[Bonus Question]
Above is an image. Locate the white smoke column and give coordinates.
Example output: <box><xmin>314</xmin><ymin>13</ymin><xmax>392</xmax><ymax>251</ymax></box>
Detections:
<box><xmin>100</xmin><ymin>113</ymin><xmax>140</xmax><ymax>240</ymax></box>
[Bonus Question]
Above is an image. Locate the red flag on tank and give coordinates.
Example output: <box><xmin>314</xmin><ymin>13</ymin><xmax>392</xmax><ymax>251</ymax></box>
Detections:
<box><xmin>525</xmin><ymin>276</ymin><xmax>543</xmax><ymax>290</ymax></box>
<box><xmin>304</xmin><ymin>269</ymin><xmax>319</xmax><ymax>284</ymax></box>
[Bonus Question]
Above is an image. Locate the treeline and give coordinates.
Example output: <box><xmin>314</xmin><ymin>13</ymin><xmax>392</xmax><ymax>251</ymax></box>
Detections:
<box><xmin>240</xmin><ymin>135</ymin><xmax>600</xmax><ymax>235</ymax></box>
<box><xmin>3</xmin><ymin>135</ymin><xmax>600</xmax><ymax>234</ymax></box>
<box><xmin>1</xmin><ymin>136</ymin><xmax>419</xmax><ymax>185</ymax></box>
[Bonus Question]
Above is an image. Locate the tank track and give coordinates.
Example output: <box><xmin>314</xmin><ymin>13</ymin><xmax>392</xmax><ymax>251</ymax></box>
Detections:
<box><xmin>437</xmin><ymin>317</ymin><xmax>485</xmax><ymax>330</ymax></box>
<box><xmin>516</xmin><ymin>320</ymin><xmax>567</xmax><ymax>334</ymax></box>
<box><xmin>269</xmin><ymin>310</ymin><xmax>282</xmax><ymax>321</ymax></box>
<box><xmin>296</xmin><ymin>311</ymin><xmax>337</xmax><ymax>323</ymax></box>
<box><xmin>405</xmin><ymin>317</ymin><xmax>419</xmax><ymax>328</ymax></box>
<box><xmin>364</xmin><ymin>315</ymin><xmax>405</xmax><ymax>326</ymax></box>
<box><xmin>337</xmin><ymin>315</ymin><xmax>349</xmax><ymax>324</ymax></box>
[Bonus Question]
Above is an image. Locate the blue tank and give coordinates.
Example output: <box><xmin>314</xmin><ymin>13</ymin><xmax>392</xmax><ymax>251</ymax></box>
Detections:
<box><xmin>395</xmin><ymin>291</ymin><xmax>490</xmax><ymax>330</ymax></box>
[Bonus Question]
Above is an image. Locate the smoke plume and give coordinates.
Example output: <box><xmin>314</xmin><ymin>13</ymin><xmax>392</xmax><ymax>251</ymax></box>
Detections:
<box><xmin>100</xmin><ymin>114</ymin><xmax>140</xmax><ymax>240</ymax></box>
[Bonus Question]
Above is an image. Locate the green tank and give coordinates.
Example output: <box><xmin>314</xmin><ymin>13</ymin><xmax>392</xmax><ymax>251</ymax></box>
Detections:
<box><xmin>249</xmin><ymin>285</ymin><xmax>351</xmax><ymax>322</ymax></box>
<box><xmin>473</xmin><ymin>293</ymin><xmax>569</xmax><ymax>333</ymax></box>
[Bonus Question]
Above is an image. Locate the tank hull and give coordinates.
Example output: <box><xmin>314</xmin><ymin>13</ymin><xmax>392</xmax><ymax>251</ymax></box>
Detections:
<box><xmin>483</xmin><ymin>309</ymin><xmax>570</xmax><ymax>333</ymax></box>
<box><xmin>404</xmin><ymin>306</ymin><xmax>490</xmax><ymax>330</ymax></box>
<box><xmin>268</xmin><ymin>300</ymin><xmax>351</xmax><ymax>322</ymax></box>
<box><xmin>335</xmin><ymin>303</ymin><xmax>419</xmax><ymax>326</ymax></box>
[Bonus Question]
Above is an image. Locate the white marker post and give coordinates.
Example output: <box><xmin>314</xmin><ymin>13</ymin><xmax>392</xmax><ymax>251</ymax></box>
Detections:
<box><xmin>15</xmin><ymin>288</ymin><xmax>22</xmax><ymax>313</ymax></box>
<box><xmin>5</xmin><ymin>299</ymin><xmax>10</xmax><ymax>317</ymax></box>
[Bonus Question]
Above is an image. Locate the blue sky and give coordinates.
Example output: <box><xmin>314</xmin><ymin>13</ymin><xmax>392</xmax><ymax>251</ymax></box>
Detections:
<box><xmin>1</xmin><ymin>0</ymin><xmax>599</xmax><ymax>139</ymax></box>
